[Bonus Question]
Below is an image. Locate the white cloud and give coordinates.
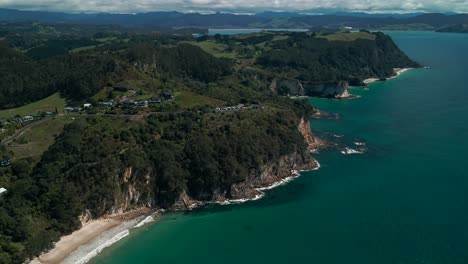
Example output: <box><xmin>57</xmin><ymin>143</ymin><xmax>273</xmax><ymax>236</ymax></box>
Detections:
<box><xmin>0</xmin><ymin>0</ymin><xmax>467</xmax><ymax>13</ymax></box>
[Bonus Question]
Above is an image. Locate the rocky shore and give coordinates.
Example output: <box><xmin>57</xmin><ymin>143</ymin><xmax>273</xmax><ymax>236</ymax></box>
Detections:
<box><xmin>32</xmin><ymin>115</ymin><xmax>324</xmax><ymax>264</ymax></box>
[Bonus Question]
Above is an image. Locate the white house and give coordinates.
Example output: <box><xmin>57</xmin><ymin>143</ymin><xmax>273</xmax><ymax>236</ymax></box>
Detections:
<box><xmin>0</xmin><ymin>187</ymin><xmax>6</xmax><ymax>196</ymax></box>
<box><xmin>83</xmin><ymin>103</ymin><xmax>92</xmax><ymax>108</ymax></box>
<box><xmin>23</xmin><ymin>115</ymin><xmax>34</xmax><ymax>121</ymax></box>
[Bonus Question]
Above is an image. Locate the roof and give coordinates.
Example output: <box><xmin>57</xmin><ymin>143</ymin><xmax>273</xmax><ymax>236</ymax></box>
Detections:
<box><xmin>0</xmin><ymin>187</ymin><xmax>6</xmax><ymax>194</ymax></box>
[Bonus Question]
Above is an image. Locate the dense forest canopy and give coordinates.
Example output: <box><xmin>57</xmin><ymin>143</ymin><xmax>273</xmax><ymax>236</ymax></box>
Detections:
<box><xmin>0</xmin><ymin>27</ymin><xmax>418</xmax><ymax>263</ymax></box>
<box><xmin>0</xmin><ymin>24</ymin><xmax>418</xmax><ymax>109</ymax></box>
<box><xmin>256</xmin><ymin>32</ymin><xmax>419</xmax><ymax>81</ymax></box>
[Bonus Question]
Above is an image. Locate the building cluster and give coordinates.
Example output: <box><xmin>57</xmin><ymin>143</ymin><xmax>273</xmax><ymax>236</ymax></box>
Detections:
<box><xmin>215</xmin><ymin>104</ymin><xmax>244</xmax><ymax>112</ymax></box>
<box><xmin>1</xmin><ymin>112</ymin><xmax>56</xmax><ymax>125</ymax></box>
<box><xmin>65</xmin><ymin>92</ymin><xmax>175</xmax><ymax>112</ymax></box>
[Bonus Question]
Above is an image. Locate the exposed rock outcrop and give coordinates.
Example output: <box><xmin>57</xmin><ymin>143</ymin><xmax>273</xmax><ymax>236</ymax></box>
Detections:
<box><xmin>298</xmin><ymin>117</ymin><xmax>326</xmax><ymax>151</ymax></box>
<box><xmin>170</xmin><ymin>116</ymin><xmax>321</xmax><ymax>209</ymax></box>
<box><xmin>276</xmin><ymin>79</ymin><xmax>350</xmax><ymax>98</ymax></box>
<box><xmin>101</xmin><ymin>116</ymin><xmax>321</xmax><ymax>213</ymax></box>
<box><xmin>109</xmin><ymin>168</ymin><xmax>154</xmax><ymax>215</ymax></box>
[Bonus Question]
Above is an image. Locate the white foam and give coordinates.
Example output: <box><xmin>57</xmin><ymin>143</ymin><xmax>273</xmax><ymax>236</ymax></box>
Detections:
<box><xmin>341</xmin><ymin>147</ymin><xmax>365</xmax><ymax>155</ymax></box>
<box><xmin>354</xmin><ymin>142</ymin><xmax>366</xmax><ymax>146</ymax></box>
<box><xmin>215</xmin><ymin>193</ymin><xmax>265</xmax><ymax>205</ymax></box>
<box><xmin>389</xmin><ymin>68</ymin><xmax>412</xmax><ymax>80</ymax></box>
<box><xmin>74</xmin><ymin>230</ymin><xmax>129</xmax><ymax>264</ymax></box>
<box><xmin>134</xmin><ymin>215</ymin><xmax>154</xmax><ymax>228</ymax></box>
<box><xmin>215</xmin><ymin>162</ymin><xmax>321</xmax><ymax>205</ymax></box>
<box><xmin>310</xmin><ymin>149</ymin><xmax>319</xmax><ymax>154</ymax></box>
<box><xmin>256</xmin><ymin>175</ymin><xmax>299</xmax><ymax>191</ymax></box>
<box><xmin>310</xmin><ymin>160</ymin><xmax>321</xmax><ymax>171</ymax></box>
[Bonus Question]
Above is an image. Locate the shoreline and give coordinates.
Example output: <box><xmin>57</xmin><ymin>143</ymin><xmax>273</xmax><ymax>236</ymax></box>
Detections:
<box><xmin>31</xmin><ymin>208</ymin><xmax>153</xmax><ymax>264</ymax></box>
<box><xmin>32</xmin><ymin>160</ymin><xmax>321</xmax><ymax>264</ymax></box>
<box><xmin>363</xmin><ymin>67</ymin><xmax>412</xmax><ymax>85</ymax></box>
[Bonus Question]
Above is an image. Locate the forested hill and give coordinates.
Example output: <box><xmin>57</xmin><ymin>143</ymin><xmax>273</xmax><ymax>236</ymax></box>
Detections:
<box><xmin>256</xmin><ymin>31</ymin><xmax>418</xmax><ymax>83</ymax></box>
<box><xmin>437</xmin><ymin>24</ymin><xmax>468</xmax><ymax>33</ymax></box>
<box><xmin>0</xmin><ymin>29</ymin><xmax>417</xmax><ymax>109</ymax></box>
<box><xmin>0</xmin><ymin>30</ymin><xmax>417</xmax><ymax>263</ymax></box>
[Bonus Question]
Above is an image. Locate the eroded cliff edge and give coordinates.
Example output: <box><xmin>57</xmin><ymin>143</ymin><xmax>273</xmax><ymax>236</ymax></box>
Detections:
<box><xmin>102</xmin><ymin>115</ymin><xmax>322</xmax><ymax>213</ymax></box>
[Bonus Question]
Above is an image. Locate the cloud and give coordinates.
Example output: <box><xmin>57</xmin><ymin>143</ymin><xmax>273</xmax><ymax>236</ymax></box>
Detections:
<box><xmin>0</xmin><ymin>0</ymin><xmax>467</xmax><ymax>13</ymax></box>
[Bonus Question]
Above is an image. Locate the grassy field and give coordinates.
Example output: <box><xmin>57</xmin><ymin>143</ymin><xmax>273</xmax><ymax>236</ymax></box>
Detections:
<box><xmin>95</xmin><ymin>37</ymin><xmax>118</xmax><ymax>43</ymax></box>
<box><xmin>6</xmin><ymin>115</ymin><xmax>77</xmax><ymax>160</ymax></box>
<box><xmin>175</xmin><ymin>91</ymin><xmax>225</xmax><ymax>108</ymax></box>
<box><xmin>320</xmin><ymin>32</ymin><xmax>376</xmax><ymax>41</ymax></box>
<box><xmin>182</xmin><ymin>41</ymin><xmax>238</xmax><ymax>58</ymax></box>
<box><xmin>70</xmin><ymin>45</ymin><xmax>96</xmax><ymax>53</ymax></box>
<box><xmin>0</xmin><ymin>93</ymin><xmax>65</xmax><ymax>119</ymax></box>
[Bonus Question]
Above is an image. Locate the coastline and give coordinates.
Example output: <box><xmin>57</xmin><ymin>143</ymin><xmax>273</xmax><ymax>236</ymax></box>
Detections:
<box><xmin>31</xmin><ymin>159</ymin><xmax>321</xmax><ymax>264</ymax></box>
<box><xmin>31</xmin><ymin>208</ymin><xmax>153</xmax><ymax>264</ymax></box>
<box><xmin>363</xmin><ymin>67</ymin><xmax>412</xmax><ymax>85</ymax></box>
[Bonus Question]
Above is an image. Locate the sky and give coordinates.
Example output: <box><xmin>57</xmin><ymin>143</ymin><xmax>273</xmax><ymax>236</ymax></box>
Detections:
<box><xmin>0</xmin><ymin>0</ymin><xmax>467</xmax><ymax>14</ymax></box>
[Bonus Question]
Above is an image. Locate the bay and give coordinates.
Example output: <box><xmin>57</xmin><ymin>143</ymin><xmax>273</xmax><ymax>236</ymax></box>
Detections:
<box><xmin>92</xmin><ymin>31</ymin><xmax>468</xmax><ymax>264</ymax></box>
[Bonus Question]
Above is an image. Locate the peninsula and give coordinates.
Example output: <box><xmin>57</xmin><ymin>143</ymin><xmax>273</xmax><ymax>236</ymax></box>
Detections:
<box><xmin>0</xmin><ymin>24</ymin><xmax>418</xmax><ymax>263</ymax></box>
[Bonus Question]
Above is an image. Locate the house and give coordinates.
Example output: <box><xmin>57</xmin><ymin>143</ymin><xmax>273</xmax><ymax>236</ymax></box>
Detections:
<box><xmin>83</xmin><ymin>103</ymin><xmax>92</xmax><ymax>109</ymax></box>
<box><xmin>23</xmin><ymin>115</ymin><xmax>34</xmax><ymax>122</ymax></box>
<box><xmin>215</xmin><ymin>104</ymin><xmax>244</xmax><ymax>112</ymax></box>
<box><xmin>65</xmin><ymin>107</ymin><xmax>81</xmax><ymax>113</ymax></box>
<box><xmin>135</xmin><ymin>100</ymin><xmax>148</xmax><ymax>107</ymax></box>
<box><xmin>99</xmin><ymin>101</ymin><xmax>114</xmax><ymax>107</ymax></box>
<box><xmin>0</xmin><ymin>159</ymin><xmax>10</xmax><ymax>167</ymax></box>
<box><xmin>13</xmin><ymin>117</ymin><xmax>23</xmax><ymax>123</ymax></box>
<box><xmin>149</xmin><ymin>97</ymin><xmax>162</xmax><ymax>104</ymax></box>
<box><xmin>0</xmin><ymin>188</ymin><xmax>6</xmax><ymax>196</ymax></box>
<box><xmin>162</xmin><ymin>93</ymin><xmax>174</xmax><ymax>100</ymax></box>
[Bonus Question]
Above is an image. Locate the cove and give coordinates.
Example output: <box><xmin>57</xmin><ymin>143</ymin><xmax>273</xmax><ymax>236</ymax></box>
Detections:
<box><xmin>92</xmin><ymin>31</ymin><xmax>468</xmax><ymax>264</ymax></box>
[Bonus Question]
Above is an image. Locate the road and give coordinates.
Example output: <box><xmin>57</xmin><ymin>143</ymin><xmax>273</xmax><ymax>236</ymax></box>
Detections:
<box><xmin>1</xmin><ymin>117</ymin><xmax>51</xmax><ymax>145</ymax></box>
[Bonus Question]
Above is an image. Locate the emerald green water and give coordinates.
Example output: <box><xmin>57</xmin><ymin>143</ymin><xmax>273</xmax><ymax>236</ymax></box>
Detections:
<box><xmin>93</xmin><ymin>31</ymin><xmax>468</xmax><ymax>264</ymax></box>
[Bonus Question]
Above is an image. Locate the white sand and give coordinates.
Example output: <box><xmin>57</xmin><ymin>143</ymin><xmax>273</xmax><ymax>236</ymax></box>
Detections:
<box><xmin>62</xmin><ymin>218</ymin><xmax>143</xmax><ymax>264</ymax></box>
<box><xmin>363</xmin><ymin>77</ymin><xmax>380</xmax><ymax>84</ymax></box>
<box><xmin>32</xmin><ymin>219</ymin><xmax>122</xmax><ymax>264</ymax></box>
<box><xmin>363</xmin><ymin>68</ymin><xmax>412</xmax><ymax>85</ymax></box>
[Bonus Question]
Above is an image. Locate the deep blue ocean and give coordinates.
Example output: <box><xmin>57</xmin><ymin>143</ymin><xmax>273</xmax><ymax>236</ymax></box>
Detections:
<box><xmin>93</xmin><ymin>31</ymin><xmax>468</xmax><ymax>264</ymax></box>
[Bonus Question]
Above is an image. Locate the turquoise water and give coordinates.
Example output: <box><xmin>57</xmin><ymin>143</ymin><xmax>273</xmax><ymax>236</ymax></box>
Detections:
<box><xmin>92</xmin><ymin>31</ymin><xmax>468</xmax><ymax>264</ymax></box>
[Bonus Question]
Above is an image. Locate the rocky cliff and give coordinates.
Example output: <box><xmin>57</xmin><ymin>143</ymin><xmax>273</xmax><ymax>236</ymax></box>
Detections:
<box><xmin>89</xmin><ymin>116</ymin><xmax>321</xmax><ymax>214</ymax></box>
<box><xmin>276</xmin><ymin>79</ymin><xmax>350</xmax><ymax>98</ymax></box>
<box><xmin>170</xmin><ymin>116</ymin><xmax>321</xmax><ymax>210</ymax></box>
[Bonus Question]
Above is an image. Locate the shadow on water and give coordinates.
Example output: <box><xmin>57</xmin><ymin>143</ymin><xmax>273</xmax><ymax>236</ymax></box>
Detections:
<box><xmin>176</xmin><ymin>170</ymin><xmax>322</xmax><ymax>218</ymax></box>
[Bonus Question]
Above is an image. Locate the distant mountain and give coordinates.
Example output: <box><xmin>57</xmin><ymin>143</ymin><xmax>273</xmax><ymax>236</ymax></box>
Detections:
<box><xmin>0</xmin><ymin>8</ymin><xmax>467</xmax><ymax>30</ymax></box>
<box><xmin>437</xmin><ymin>24</ymin><xmax>468</xmax><ymax>33</ymax></box>
<box><xmin>255</xmin><ymin>11</ymin><xmax>305</xmax><ymax>18</ymax></box>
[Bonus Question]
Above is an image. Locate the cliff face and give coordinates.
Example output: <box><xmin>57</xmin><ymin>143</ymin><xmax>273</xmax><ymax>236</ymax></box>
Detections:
<box><xmin>109</xmin><ymin>167</ymin><xmax>154</xmax><ymax>215</ymax></box>
<box><xmin>170</xmin><ymin>116</ymin><xmax>321</xmax><ymax>210</ymax></box>
<box><xmin>91</xmin><ymin>116</ymin><xmax>321</xmax><ymax>214</ymax></box>
<box><xmin>276</xmin><ymin>79</ymin><xmax>349</xmax><ymax>98</ymax></box>
<box><xmin>298</xmin><ymin>117</ymin><xmax>326</xmax><ymax>151</ymax></box>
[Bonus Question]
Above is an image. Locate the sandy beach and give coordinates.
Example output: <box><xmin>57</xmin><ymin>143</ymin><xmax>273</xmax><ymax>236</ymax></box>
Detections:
<box><xmin>31</xmin><ymin>208</ymin><xmax>153</xmax><ymax>264</ymax></box>
<box><xmin>363</xmin><ymin>68</ymin><xmax>412</xmax><ymax>85</ymax></box>
<box><xmin>31</xmin><ymin>219</ymin><xmax>122</xmax><ymax>264</ymax></box>
<box><xmin>363</xmin><ymin>77</ymin><xmax>380</xmax><ymax>84</ymax></box>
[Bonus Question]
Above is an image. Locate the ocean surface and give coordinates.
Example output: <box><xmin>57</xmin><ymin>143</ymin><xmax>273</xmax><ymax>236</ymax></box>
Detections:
<box><xmin>92</xmin><ymin>31</ymin><xmax>468</xmax><ymax>264</ymax></box>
